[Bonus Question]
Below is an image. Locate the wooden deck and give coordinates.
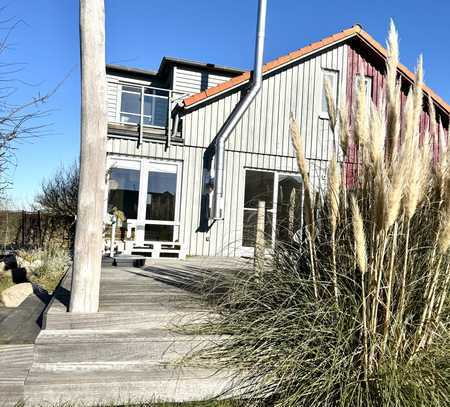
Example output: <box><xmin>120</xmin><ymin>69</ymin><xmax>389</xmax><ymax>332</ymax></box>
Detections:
<box><xmin>0</xmin><ymin>288</ymin><xmax>50</xmax><ymax>407</ymax></box>
<box><xmin>0</xmin><ymin>345</ymin><xmax>34</xmax><ymax>407</ymax></box>
<box><xmin>23</xmin><ymin>257</ymin><xmax>250</xmax><ymax>406</ymax></box>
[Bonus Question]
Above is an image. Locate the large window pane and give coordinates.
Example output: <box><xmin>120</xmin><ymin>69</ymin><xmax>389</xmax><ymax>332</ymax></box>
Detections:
<box><xmin>120</xmin><ymin>91</ymin><xmax>140</xmax><ymax>115</ymax></box>
<box><xmin>244</xmin><ymin>170</ymin><xmax>274</xmax><ymax>209</ymax></box>
<box><xmin>143</xmin><ymin>96</ymin><xmax>168</xmax><ymax>127</ymax></box>
<box><xmin>242</xmin><ymin>210</ymin><xmax>273</xmax><ymax>247</ymax></box>
<box><xmin>120</xmin><ymin>113</ymin><xmax>140</xmax><ymax>124</ymax></box>
<box><xmin>146</xmin><ymin>171</ymin><xmax>177</xmax><ymax>221</ymax></box>
<box><xmin>107</xmin><ymin>168</ymin><xmax>140</xmax><ymax>219</ymax></box>
<box><xmin>144</xmin><ymin>224</ymin><xmax>174</xmax><ymax>241</ymax></box>
<box><xmin>276</xmin><ymin>175</ymin><xmax>303</xmax><ymax>243</ymax></box>
<box><xmin>153</xmin><ymin>97</ymin><xmax>168</xmax><ymax>127</ymax></box>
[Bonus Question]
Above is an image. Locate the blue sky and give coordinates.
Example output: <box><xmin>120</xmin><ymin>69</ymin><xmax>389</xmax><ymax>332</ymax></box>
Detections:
<box><xmin>5</xmin><ymin>0</ymin><xmax>450</xmax><ymax>207</ymax></box>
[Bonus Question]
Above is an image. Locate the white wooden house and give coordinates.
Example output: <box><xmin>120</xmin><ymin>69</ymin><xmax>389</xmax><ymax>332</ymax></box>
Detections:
<box><xmin>104</xmin><ymin>25</ymin><xmax>450</xmax><ymax>259</ymax></box>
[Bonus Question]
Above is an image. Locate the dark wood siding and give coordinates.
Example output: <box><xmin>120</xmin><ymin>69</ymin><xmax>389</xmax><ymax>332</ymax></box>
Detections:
<box><xmin>345</xmin><ymin>39</ymin><xmax>449</xmax><ymax>184</ymax></box>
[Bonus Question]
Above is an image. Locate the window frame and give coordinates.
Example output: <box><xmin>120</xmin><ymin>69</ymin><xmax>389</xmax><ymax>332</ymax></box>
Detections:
<box><xmin>105</xmin><ymin>156</ymin><xmax>182</xmax><ymax>243</ymax></box>
<box><xmin>240</xmin><ymin>168</ymin><xmax>304</xmax><ymax>255</ymax></box>
<box><xmin>117</xmin><ymin>84</ymin><xmax>170</xmax><ymax>129</ymax></box>
<box><xmin>355</xmin><ymin>74</ymin><xmax>373</xmax><ymax>109</ymax></box>
<box><xmin>320</xmin><ymin>68</ymin><xmax>339</xmax><ymax>119</ymax></box>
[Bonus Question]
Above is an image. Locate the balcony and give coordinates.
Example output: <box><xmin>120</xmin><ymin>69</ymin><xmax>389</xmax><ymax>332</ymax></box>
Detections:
<box><xmin>108</xmin><ymin>82</ymin><xmax>183</xmax><ymax>144</ymax></box>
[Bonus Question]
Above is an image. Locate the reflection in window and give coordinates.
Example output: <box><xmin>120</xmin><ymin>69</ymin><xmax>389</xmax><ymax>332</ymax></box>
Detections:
<box><xmin>242</xmin><ymin>170</ymin><xmax>275</xmax><ymax>247</ymax></box>
<box><xmin>146</xmin><ymin>171</ymin><xmax>177</xmax><ymax>221</ymax></box>
<box><xmin>242</xmin><ymin>210</ymin><xmax>273</xmax><ymax>247</ymax></box>
<box><xmin>144</xmin><ymin>224</ymin><xmax>174</xmax><ymax>241</ymax></box>
<box><xmin>107</xmin><ymin>168</ymin><xmax>140</xmax><ymax>219</ymax></box>
<box><xmin>244</xmin><ymin>170</ymin><xmax>274</xmax><ymax>209</ymax></box>
<box><xmin>119</xmin><ymin>85</ymin><xmax>168</xmax><ymax>127</ymax></box>
<box><xmin>143</xmin><ymin>91</ymin><xmax>169</xmax><ymax>128</ymax></box>
<box><xmin>276</xmin><ymin>175</ymin><xmax>303</xmax><ymax>243</ymax></box>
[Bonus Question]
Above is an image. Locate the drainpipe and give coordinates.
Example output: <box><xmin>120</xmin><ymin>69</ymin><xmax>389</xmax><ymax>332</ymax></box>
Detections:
<box><xmin>212</xmin><ymin>0</ymin><xmax>267</xmax><ymax>220</ymax></box>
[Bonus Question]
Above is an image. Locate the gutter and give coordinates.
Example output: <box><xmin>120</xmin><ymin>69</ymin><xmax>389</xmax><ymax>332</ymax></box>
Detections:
<box><xmin>212</xmin><ymin>0</ymin><xmax>267</xmax><ymax>220</ymax></box>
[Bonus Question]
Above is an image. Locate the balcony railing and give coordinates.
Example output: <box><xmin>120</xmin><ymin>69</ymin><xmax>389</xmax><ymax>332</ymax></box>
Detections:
<box><xmin>117</xmin><ymin>84</ymin><xmax>171</xmax><ymax>128</ymax></box>
<box><xmin>109</xmin><ymin>81</ymin><xmax>187</xmax><ymax>145</ymax></box>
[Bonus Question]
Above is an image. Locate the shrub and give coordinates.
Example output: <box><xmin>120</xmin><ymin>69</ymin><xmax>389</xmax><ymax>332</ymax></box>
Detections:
<box><xmin>17</xmin><ymin>244</ymin><xmax>70</xmax><ymax>293</ymax></box>
<box><xmin>193</xmin><ymin>22</ymin><xmax>450</xmax><ymax>407</ymax></box>
<box><xmin>0</xmin><ymin>272</ymin><xmax>14</xmax><ymax>294</ymax></box>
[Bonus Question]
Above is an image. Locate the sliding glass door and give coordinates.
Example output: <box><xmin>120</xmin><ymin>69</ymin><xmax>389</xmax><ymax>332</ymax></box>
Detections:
<box><xmin>106</xmin><ymin>157</ymin><xmax>181</xmax><ymax>243</ymax></box>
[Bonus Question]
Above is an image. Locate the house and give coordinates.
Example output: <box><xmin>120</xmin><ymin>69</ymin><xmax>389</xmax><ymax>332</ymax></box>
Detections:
<box><xmin>104</xmin><ymin>24</ymin><xmax>450</xmax><ymax>259</ymax></box>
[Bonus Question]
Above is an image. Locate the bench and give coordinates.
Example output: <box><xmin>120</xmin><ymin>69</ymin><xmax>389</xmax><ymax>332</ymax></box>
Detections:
<box><xmin>130</xmin><ymin>241</ymin><xmax>187</xmax><ymax>260</ymax></box>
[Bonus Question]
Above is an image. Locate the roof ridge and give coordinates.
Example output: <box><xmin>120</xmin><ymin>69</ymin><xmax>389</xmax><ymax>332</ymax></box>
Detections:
<box><xmin>183</xmin><ymin>25</ymin><xmax>450</xmax><ymax>114</ymax></box>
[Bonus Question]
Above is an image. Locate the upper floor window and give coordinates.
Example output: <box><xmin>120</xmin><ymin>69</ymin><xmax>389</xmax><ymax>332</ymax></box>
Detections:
<box><xmin>321</xmin><ymin>69</ymin><xmax>339</xmax><ymax>117</ymax></box>
<box><xmin>355</xmin><ymin>75</ymin><xmax>373</xmax><ymax>108</ymax></box>
<box><xmin>119</xmin><ymin>85</ymin><xmax>169</xmax><ymax>128</ymax></box>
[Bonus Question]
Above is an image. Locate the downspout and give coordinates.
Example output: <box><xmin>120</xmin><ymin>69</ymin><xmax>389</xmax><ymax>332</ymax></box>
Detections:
<box><xmin>212</xmin><ymin>0</ymin><xmax>267</xmax><ymax>220</ymax></box>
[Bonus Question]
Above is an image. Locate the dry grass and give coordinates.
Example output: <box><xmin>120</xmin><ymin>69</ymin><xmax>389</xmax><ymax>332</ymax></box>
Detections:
<box><xmin>17</xmin><ymin>244</ymin><xmax>70</xmax><ymax>293</ymax></box>
<box><xmin>190</xmin><ymin>21</ymin><xmax>450</xmax><ymax>407</ymax></box>
<box><xmin>0</xmin><ymin>272</ymin><xmax>14</xmax><ymax>294</ymax></box>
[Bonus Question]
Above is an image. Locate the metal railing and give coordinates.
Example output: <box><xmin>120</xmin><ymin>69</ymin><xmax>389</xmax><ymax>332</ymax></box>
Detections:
<box><xmin>109</xmin><ymin>82</ymin><xmax>176</xmax><ymax>146</ymax></box>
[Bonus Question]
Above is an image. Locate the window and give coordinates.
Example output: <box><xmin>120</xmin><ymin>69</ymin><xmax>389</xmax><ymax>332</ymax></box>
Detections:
<box><xmin>355</xmin><ymin>75</ymin><xmax>373</xmax><ymax>108</ymax></box>
<box><xmin>144</xmin><ymin>224</ymin><xmax>173</xmax><ymax>241</ymax></box>
<box><xmin>276</xmin><ymin>175</ymin><xmax>303</xmax><ymax>243</ymax></box>
<box><xmin>119</xmin><ymin>86</ymin><xmax>141</xmax><ymax>124</ymax></box>
<box><xmin>241</xmin><ymin>170</ymin><xmax>304</xmax><ymax>250</ymax></box>
<box><xmin>107</xmin><ymin>168</ymin><xmax>140</xmax><ymax>219</ymax></box>
<box><xmin>321</xmin><ymin>69</ymin><xmax>339</xmax><ymax>116</ymax></box>
<box><xmin>106</xmin><ymin>158</ymin><xmax>181</xmax><ymax>243</ymax></box>
<box><xmin>145</xmin><ymin>171</ymin><xmax>177</xmax><ymax>221</ymax></box>
<box><xmin>119</xmin><ymin>85</ymin><xmax>169</xmax><ymax>128</ymax></box>
<box><xmin>243</xmin><ymin>170</ymin><xmax>275</xmax><ymax>247</ymax></box>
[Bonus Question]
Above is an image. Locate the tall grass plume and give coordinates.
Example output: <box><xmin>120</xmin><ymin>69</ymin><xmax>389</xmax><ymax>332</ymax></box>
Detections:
<box><xmin>189</xmin><ymin>22</ymin><xmax>450</xmax><ymax>407</ymax></box>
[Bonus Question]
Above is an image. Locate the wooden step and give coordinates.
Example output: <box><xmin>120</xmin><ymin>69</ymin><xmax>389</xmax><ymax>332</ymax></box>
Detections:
<box><xmin>24</xmin><ymin>362</ymin><xmax>235</xmax><ymax>406</ymax></box>
<box><xmin>0</xmin><ymin>345</ymin><xmax>34</xmax><ymax>407</ymax></box>
<box><xmin>34</xmin><ymin>329</ymin><xmax>219</xmax><ymax>364</ymax></box>
<box><xmin>44</xmin><ymin>309</ymin><xmax>209</xmax><ymax>330</ymax></box>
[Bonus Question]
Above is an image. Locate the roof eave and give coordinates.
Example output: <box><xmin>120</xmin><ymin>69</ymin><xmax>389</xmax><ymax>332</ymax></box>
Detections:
<box><xmin>183</xmin><ymin>26</ymin><xmax>450</xmax><ymax>115</ymax></box>
<box><xmin>183</xmin><ymin>30</ymin><xmax>359</xmax><ymax>109</ymax></box>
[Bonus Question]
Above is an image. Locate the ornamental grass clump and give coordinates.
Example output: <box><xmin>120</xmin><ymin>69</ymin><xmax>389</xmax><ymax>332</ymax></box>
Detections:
<box><xmin>193</xmin><ymin>21</ymin><xmax>450</xmax><ymax>407</ymax></box>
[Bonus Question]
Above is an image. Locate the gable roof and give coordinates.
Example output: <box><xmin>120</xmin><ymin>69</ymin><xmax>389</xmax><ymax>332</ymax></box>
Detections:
<box><xmin>183</xmin><ymin>25</ymin><xmax>450</xmax><ymax>114</ymax></box>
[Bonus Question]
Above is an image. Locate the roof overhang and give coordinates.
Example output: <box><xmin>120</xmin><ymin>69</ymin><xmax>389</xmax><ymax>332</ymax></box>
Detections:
<box><xmin>183</xmin><ymin>25</ymin><xmax>450</xmax><ymax>115</ymax></box>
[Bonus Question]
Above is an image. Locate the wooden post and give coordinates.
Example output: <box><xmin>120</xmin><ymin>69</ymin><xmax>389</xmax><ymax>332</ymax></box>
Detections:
<box><xmin>70</xmin><ymin>0</ymin><xmax>107</xmax><ymax>313</ymax></box>
<box><xmin>110</xmin><ymin>218</ymin><xmax>116</xmax><ymax>257</ymax></box>
<box><xmin>254</xmin><ymin>200</ymin><xmax>265</xmax><ymax>273</ymax></box>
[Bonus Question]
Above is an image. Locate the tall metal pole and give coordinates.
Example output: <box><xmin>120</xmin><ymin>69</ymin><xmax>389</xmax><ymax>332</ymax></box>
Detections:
<box><xmin>70</xmin><ymin>0</ymin><xmax>107</xmax><ymax>313</ymax></box>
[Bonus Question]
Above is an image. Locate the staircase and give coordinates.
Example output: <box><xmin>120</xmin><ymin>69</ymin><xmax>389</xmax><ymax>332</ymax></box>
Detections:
<box><xmin>0</xmin><ymin>345</ymin><xmax>34</xmax><ymax>407</ymax></box>
<box><xmin>23</xmin><ymin>263</ymin><xmax>235</xmax><ymax>406</ymax></box>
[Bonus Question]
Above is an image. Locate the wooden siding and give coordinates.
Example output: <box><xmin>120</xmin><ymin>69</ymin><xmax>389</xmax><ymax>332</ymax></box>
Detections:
<box><xmin>345</xmin><ymin>41</ymin><xmax>449</xmax><ymax>183</ymax></box>
<box><xmin>107</xmin><ymin>137</ymin><xmax>300</xmax><ymax>257</ymax></box>
<box><xmin>106</xmin><ymin>80</ymin><xmax>119</xmax><ymax>122</ymax></box>
<box><xmin>173</xmin><ymin>67</ymin><xmax>236</xmax><ymax>95</ymax></box>
<box><xmin>106</xmin><ymin>44</ymin><xmax>349</xmax><ymax>256</ymax></box>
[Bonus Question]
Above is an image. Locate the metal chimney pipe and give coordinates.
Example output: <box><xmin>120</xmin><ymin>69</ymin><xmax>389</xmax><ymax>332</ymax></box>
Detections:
<box><xmin>212</xmin><ymin>0</ymin><xmax>267</xmax><ymax>220</ymax></box>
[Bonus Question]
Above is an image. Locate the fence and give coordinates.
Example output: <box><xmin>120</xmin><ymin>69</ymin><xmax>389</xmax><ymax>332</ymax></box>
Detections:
<box><xmin>0</xmin><ymin>210</ymin><xmax>73</xmax><ymax>252</ymax></box>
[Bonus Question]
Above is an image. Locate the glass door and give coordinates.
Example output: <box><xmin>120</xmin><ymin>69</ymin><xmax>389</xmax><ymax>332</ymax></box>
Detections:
<box><xmin>241</xmin><ymin>170</ymin><xmax>275</xmax><ymax>254</ymax></box>
<box><xmin>275</xmin><ymin>174</ymin><xmax>303</xmax><ymax>244</ymax></box>
<box><xmin>140</xmin><ymin>162</ymin><xmax>180</xmax><ymax>242</ymax></box>
<box><xmin>241</xmin><ymin>169</ymin><xmax>303</xmax><ymax>256</ymax></box>
<box><xmin>106</xmin><ymin>157</ymin><xmax>181</xmax><ymax>244</ymax></box>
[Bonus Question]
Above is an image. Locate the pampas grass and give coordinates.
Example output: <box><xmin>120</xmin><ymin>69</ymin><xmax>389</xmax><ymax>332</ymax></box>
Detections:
<box><xmin>189</xmin><ymin>21</ymin><xmax>450</xmax><ymax>407</ymax></box>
